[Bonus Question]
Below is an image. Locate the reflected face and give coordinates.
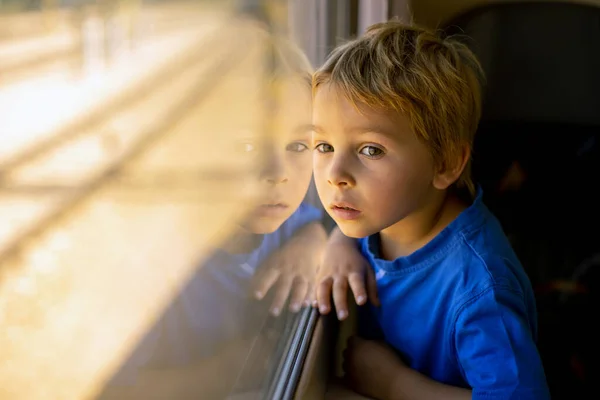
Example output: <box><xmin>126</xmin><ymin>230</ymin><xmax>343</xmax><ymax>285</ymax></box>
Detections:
<box><xmin>238</xmin><ymin>79</ymin><xmax>314</xmax><ymax>234</ymax></box>
<box><xmin>312</xmin><ymin>83</ymin><xmax>438</xmax><ymax>238</ymax></box>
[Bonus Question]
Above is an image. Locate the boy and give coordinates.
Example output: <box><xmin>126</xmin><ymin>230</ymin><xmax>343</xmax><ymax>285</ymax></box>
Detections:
<box><xmin>311</xmin><ymin>21</ymin><xmax>550</xmax><ymax>399</ymax></box>
<box><xmin>99</xmin><ymin>28</ymin><xmax>326</xmax><ymax>399</ymax></box>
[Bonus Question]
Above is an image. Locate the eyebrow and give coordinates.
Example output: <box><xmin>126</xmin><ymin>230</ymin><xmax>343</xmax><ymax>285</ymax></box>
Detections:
<box><xmin>310</xmin><ymin>124</ymin><xmax>394</xmax><ymax>137</ymax></box>
<box><xmin>293</xmin><ymin>124</ymin><xmax>315</xmax><ymax>135</ymax></box>
<box><xmin>308</xmin><ymin>124</ymin><xmax>323</xmax><ymax>134</ymax></box>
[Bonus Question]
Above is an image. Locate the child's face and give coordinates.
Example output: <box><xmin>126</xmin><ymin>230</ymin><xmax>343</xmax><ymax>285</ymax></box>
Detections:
<box><xmin>238</xmin><ymin>80</ymin><xmax>313</xmax><ymax>234</ymax></box>
<box><xmin>312</xmin><ymin>83</ymin><xmax>439</xmax><ymax>238</ymax></box>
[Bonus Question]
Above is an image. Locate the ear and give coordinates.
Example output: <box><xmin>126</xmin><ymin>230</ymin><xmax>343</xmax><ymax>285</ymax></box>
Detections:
<box><xmin>433</xmin><ymin>145</ymin><xmax>471</xmax><ymax>190</ymax></box>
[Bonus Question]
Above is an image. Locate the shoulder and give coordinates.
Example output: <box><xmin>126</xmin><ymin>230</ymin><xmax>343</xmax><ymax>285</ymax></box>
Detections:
<box><xmin>454</xmin><ymin>210</ymin><xmax>533</xmax><ymax>304</ymax></box>
<box><xmin>449</xmin><ymin>234</ymin><xmax>539</xmax><ymax>342</ymax></box>
<box><xmin>427</xmin><ymin>206</ymin><xmax>537</xmax><ymax>327</ymax></box>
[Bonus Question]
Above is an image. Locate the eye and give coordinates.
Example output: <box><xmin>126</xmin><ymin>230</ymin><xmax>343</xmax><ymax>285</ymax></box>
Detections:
<box><xmin>286</xmin><ymin>142</ymin><xmax>309</xmax><ymax>152</ymax></box>
<box><xmin>315</xmin><ymin>143</ymin><xmax>334</xmax><ymax>153</ymax></box>
<box><xmin>236</xmin><ymin>141</ymin><xmax>256</xmax><ymax>153</ymax></box>
<box><xmin>359</xmin><ymin>145</ymin><xmax>384</xmax><ymax>158</ymax></box>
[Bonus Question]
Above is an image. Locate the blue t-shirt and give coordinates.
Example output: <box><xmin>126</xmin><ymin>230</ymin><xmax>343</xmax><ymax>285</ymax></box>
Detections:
<box><xmin>358</xmin><ymin>189</ymin><xmax>550</xmax><ymax>399</ymax></box>
<box><xmin>111</xmin><ymin>202</ymin><xmax>322</xmax><ymax>382</ymax></box>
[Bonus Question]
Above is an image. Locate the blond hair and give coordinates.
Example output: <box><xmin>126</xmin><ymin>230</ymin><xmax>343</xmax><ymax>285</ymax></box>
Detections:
<box><xmin>235</xmin><ymin>18</ymin><xmax>313</xmax><ymax>85</ymax></box>
<box><xmin>313</xmin><ymin>21</ymin><xmax>484</xmax><ymax>196</ymax></box>
<box><xmin>269</xmin><ymin>35</ymin><xmax>313</xmax><ymax>84</ymax></box>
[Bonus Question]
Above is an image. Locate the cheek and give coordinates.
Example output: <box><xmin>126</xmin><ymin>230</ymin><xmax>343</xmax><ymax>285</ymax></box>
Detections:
<box><xmin>312</xmin><ymin>154</ymin><xmax>328</xmax><ymax>183</ymax></box>
<box><xmin>362</xmin><ymin>156</ymin><xmax>432</xmax><ymax>203</ymax></box>
<box><xmin>287</xmin><ymin>153</ymin><xmax>313</xmax><ymax>192</ymax></box>
<box><xmin>289</xmin><ymin>152</ymin><xmax>312</xmax><ymax>176</ymax></box>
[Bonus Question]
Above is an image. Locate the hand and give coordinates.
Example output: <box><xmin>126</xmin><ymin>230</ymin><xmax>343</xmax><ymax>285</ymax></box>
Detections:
<box><xmin>343</xmin><ymin>336</ymin><xmax>405</xmax><ymax>400</ymax></box>
<box><xmin>314</xmin><ymin>230</ymin><xmax>379</xmax><ymax>320</ymax></box>
<box><xmin>251</xmin><ymin>222</ymin><xmax>326</xmax><ymax>316</ymax></box>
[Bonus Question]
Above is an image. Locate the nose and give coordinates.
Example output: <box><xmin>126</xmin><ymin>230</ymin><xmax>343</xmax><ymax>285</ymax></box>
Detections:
<box><xmin>327</xmin><ymin>153</ymin><xmax>355</xmax><ymax>188</ymax></box>
<box><xmin>260</xmin><ymin>151</ymin><xmax>288</xmax><ymax>185</ymax></box>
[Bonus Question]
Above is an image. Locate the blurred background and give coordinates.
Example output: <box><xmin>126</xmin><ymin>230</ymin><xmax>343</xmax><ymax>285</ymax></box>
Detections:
<box><xmin>0</xmin><ymin>0</ymin><xmax>599</xmax><ymax>399</ymax></box>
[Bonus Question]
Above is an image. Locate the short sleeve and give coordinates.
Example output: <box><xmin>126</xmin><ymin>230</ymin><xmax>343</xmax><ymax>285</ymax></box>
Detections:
<box><xmin>454</xmin><ymin>285</ymin><xmax>550</xmax><ymax>400</ymax></box>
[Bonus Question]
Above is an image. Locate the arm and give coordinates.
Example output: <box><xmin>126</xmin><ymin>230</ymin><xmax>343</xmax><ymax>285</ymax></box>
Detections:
<box><xmin>343</xmin><ymin>337</ymin><xmax>471</xmax><ymax>400</ymax></box>
<box><xmin>344</xmin><ymin>286</ymin><xmax>549</xmax><ymax>400</ymax></box>
<box><xmin>386</xmin><ymin>363</ymin><xmax>471</xmax><ymax>400</ymax></box>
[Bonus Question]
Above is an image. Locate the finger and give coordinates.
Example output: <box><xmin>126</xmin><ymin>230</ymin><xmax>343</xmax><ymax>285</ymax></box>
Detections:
<box><xmin>348</xmin><ymin>272</ymin><xmax>368</xmax><ymax>306</ymax></box>
<box><xmin>365</xmin><ymin>265</ymin><xmax>380</xmax><ymax>306</ymax></box>
<box><xmin>332</xmin><ymin>277</ymin><xmax>349</xmax><ymax>320</ymax></box>
<box><xmin>303</xmin><ymin>282</ymin><xmax>314</xmax><ymax>308</ymax></box>
<box><xmin>253</xmin><ymin>266</ymin><xmax>281</xmax><ymax>300</ymax></box>
<box><xmin>316</xmin><ymin>276</ymin><xmax>334</xmax><ymax>314</ymax></box>
<box><xmin>289</xmin><ymin>278</ymin><xmax>309</xmax><ymax>312</ymax></box>
<box><xmin>312</xmin><ymin>269</ymin><xmax>323</xmax><ymax>308</ymax></box>
<box><xmin>270</xmin><ymin>276</ymin><xmax>294</xmax><ymax>316</ymax></box>
<box><xmin>309</xmin><ymin>285</ymin><xmax>318</xmax><ymax>308</ymax></box>
<box><xmin>309</xmin><ymin>276</ymin><xmax>321</xmax><ymax>308</ymax></box>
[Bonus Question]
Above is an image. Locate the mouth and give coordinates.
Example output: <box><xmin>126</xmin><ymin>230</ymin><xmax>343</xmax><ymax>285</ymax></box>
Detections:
<box><xmin>330</xmin><ymin>202</ymin><xmax>361</xmax><ymax>220</ymax></box>
<box><xmin>331</xmin><ymin>201</ymin><xmax>359</xmax><ymax>211</ymax></box>
<box><xmin>260</xmin><ymin>203</ymin><xmax>288</xmax><ymax>209</ymax></box>
<box><xmin>255</xmin><ymin>202</ymin><xmax>289</xmax><ymax>217</ymax></box>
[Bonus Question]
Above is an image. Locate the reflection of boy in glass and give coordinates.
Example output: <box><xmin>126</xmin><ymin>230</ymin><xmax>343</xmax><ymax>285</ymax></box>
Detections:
<box><xmin>99</xmin><ymin>30</ymin><xmax>325</xmax><ymax>399</ymax></box>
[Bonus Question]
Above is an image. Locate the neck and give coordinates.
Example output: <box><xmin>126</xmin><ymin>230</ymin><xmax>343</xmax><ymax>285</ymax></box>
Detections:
<box><xmin>379</xmin><ymin>191</ymin><xmax>467</xmax><ymax>260</ymax></box>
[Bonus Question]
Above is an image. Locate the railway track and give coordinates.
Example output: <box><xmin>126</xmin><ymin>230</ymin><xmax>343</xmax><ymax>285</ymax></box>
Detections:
<box><xmin>0</xmin><ymin>1</ymin><xmax>222</xmax><ymax>85</ymax></box>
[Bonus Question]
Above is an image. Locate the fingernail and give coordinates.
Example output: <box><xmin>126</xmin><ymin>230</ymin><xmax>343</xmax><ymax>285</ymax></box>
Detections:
<box><xmin>303</xmin><ymin>300</ymin><xmax>311</xmax><ymax>307</ymax></box>
<box><xmin>255</xmin><ymin>291</ymin><xmax>263</xmax><ymax>299</ymax></box>
<box><xmin>290</xmin><ymin>303</ymin><xmax>300</xmax><ymax>312</ymax></box>
<box><xmin>319</xmin><ymin>305</ymin><xmax>328</xmax><ymax>314</ymax></box>
<box><xmin>271</xmin><ymin>307</ymin><xmax>280</xmax><ymax>316</ymax></box>
<box><xmin>312</xmin><ymin>300</ymin><xmax>318</xmax><ymax>307</ymax></box>
<box><xmin>356</xmin><ymin>295</ymin><xmax>366</xmax><ymax>305</ymax></box>
<box><xmin>337</xmin><ymin>310</ymin><xmax>347</xmax><ymax>320</ymax></box>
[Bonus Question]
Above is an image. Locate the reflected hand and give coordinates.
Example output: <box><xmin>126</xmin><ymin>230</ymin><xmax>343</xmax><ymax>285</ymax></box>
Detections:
<box><xmin>314</xmin><ymin>238</ymin><xmax>379</xmax><ymax>321</ymax></box>
<box><xmin>251</xmin><ymin>222</ymin><xmax>326</xmax><ymax>316</ymax></box>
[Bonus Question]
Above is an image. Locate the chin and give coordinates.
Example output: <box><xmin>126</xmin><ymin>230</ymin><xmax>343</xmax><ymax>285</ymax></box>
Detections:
<box><xmin>240</xmin><ymin>217</ymin><xmax>287</xmax><ymax>235</ymax></box>
<box><xmin>333</xmin><ymin>219</ymin><xmax>376</xmax><ymax>239</ymax></box>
